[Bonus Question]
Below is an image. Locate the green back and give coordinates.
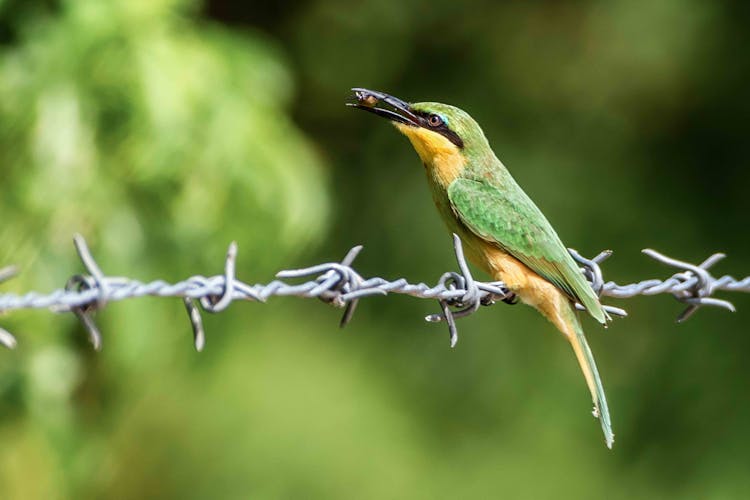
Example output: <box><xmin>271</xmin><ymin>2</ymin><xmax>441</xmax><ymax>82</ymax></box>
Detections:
<box><xmin>447</xmin><ymin>174</ymin><xmax>607</xmax><ymax>324</ymax></box>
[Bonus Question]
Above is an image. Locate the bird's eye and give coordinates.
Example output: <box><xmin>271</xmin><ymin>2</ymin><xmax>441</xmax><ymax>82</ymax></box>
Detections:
<box><xmin>427</xmin><ymin>114</ymin><xmax>443</xmax><ymax>127</ymax></box>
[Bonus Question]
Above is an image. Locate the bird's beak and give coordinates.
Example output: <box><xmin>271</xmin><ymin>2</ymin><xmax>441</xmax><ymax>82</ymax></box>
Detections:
<box><xmin>347</xmin><ymin>88</ymin><xmax>421</xmax><ymax>127</ymax></box>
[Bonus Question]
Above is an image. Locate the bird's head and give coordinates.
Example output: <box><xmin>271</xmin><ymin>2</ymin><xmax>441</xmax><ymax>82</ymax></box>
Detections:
<box><xmin>348</xmin><ymin>88</ymin><xmax>490</xmax><ymax>185</ymax></box>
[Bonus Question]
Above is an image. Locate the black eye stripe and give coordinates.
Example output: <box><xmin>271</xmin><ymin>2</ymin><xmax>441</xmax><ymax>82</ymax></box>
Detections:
<box><xmin>414</xmin><ymin>111</ymin><xmax>464</xmax><ymax>149</ymax></box>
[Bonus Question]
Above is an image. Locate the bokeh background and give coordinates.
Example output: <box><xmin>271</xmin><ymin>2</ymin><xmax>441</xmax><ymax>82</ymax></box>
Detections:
<box><xmin>1</xmin><ymin>0</ymin><xmax>748</xmax><ymax>498</ymax></box>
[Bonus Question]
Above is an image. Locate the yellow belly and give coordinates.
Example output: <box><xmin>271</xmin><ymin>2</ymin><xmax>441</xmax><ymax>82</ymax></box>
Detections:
<box><xmin>462</xmin><ymin>234</ymin><xmax>573</xmax><ymax>337</ymax></box>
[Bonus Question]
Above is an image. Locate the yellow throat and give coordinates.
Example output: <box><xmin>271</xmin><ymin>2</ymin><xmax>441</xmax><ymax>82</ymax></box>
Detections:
<box><xmin>394</xmin><ymin>123</ymin><xmax>465</xmax><ymax>188</ymax></box>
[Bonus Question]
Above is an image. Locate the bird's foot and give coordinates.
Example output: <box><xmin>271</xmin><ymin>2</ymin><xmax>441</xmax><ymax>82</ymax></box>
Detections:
<box><xmin>500</xmin><ymin>292</ymin><xmax>519</xmax><ymax>305</ymax></box>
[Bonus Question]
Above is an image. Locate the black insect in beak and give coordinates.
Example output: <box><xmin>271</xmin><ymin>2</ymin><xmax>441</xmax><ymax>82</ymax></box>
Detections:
<box><xmin>347</xmin><ymin>88</ymin><xmax>421</xmax><ymax>126</ymax></box>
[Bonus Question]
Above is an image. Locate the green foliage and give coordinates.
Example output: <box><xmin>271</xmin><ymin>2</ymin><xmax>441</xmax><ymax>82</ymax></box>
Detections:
<box><xmin>1</xmin><ymin>0</ymin><xmax>749</xmax><ymax>498</ymax></box>
<box><xmin>0</xmin><ymin>0</ymin><xmax>328</xmax><ymax>273</ymax></box>
<box><xmin>0</xmin><ymin>0</ymin><xmax>330</xmax><ymax>497</ymax></box>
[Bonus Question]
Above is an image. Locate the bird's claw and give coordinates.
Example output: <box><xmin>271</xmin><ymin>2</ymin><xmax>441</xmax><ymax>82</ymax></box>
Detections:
<box><xmin>501</xmin><ymin>292</ymin><xmax>519</xmax><ymax>305</ymax></box>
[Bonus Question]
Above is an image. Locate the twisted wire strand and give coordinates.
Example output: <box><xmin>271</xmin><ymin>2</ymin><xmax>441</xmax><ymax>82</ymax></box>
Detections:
<box><xmin>0</xmin><ymin>234</ymin><xmax>747</xmax><ymax>351</ymax></box>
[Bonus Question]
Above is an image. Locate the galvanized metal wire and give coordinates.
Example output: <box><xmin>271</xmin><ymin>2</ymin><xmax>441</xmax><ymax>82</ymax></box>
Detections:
<box><xmin>0</xmin><ymin>234</ymin><xmax>747</xmax><ymax>351</ymax></box>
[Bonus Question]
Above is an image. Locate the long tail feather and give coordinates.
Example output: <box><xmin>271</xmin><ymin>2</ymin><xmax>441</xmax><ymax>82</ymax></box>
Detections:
<box><xmin>562</xmin><ymin>302</ymin><xmax>614</xmax><ymax>448</ymax></box>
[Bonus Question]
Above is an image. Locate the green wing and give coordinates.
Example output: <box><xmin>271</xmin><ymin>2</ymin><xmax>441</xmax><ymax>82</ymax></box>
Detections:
<box><xmin>447</xmin><ymin>177</ymin><xmax>607</xmax><ymax>324</ymax></box>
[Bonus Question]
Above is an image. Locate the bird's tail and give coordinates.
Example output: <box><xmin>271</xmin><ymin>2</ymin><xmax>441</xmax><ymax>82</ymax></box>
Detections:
<box><xmin>557</xmin><ymin>300</ymin><xmax>614</xmax><ymax>449</ymax></box>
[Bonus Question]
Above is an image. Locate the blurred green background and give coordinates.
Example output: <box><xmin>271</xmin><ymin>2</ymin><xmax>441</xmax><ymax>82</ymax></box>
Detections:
<box><xmin>1</xmin><ymin>0</ymin><xmax>748</xmax><ymax>498</ymax></box>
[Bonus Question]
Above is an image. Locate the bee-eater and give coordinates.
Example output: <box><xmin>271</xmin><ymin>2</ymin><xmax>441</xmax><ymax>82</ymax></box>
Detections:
<box><xmin>349</xmin><ymin>88</ymin><xmax>614</xmax><ymax>448</ymax></box>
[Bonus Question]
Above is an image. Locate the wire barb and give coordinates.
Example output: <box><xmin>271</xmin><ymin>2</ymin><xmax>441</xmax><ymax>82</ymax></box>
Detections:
<box><xmin>0</xmin><ymin>234</ymin><xmax>747</xmax><ymax>350</ymax></box>
<box><xmin>640</xmin><ymin>249</ymin><xmax>736</xmax><ymax>322</ymax></box>
<box><xmin>0</xmin><ymin>267</ymin><xmax>18</xmax><ymax>349</ymax></box>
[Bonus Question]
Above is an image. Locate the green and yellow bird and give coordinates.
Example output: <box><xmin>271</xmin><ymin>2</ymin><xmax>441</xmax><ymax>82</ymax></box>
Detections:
<box><xmin>349</xmin><ymin>88</ymin><xmax>614</xmax><ymax>448</ymax></box>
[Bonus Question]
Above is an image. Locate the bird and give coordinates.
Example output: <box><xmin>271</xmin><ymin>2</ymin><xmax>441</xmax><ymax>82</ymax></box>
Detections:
<box><xmin>348</xmin><ymin>88</ymin><xmax>614</xmax><ymax>448</ymax></box>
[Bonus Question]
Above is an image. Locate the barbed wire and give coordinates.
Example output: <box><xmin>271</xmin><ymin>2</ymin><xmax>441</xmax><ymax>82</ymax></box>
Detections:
<box><xmin>0</xmin><ymin>234</ymin><xmax>747</xmax><ymax>351</ymax></box>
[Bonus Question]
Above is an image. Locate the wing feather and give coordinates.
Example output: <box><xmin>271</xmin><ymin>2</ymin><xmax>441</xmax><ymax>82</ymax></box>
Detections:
<box><xmin>447</xmin><ymin>177</ymin><xmax>607</xmax><ymax>324</ymax></box>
